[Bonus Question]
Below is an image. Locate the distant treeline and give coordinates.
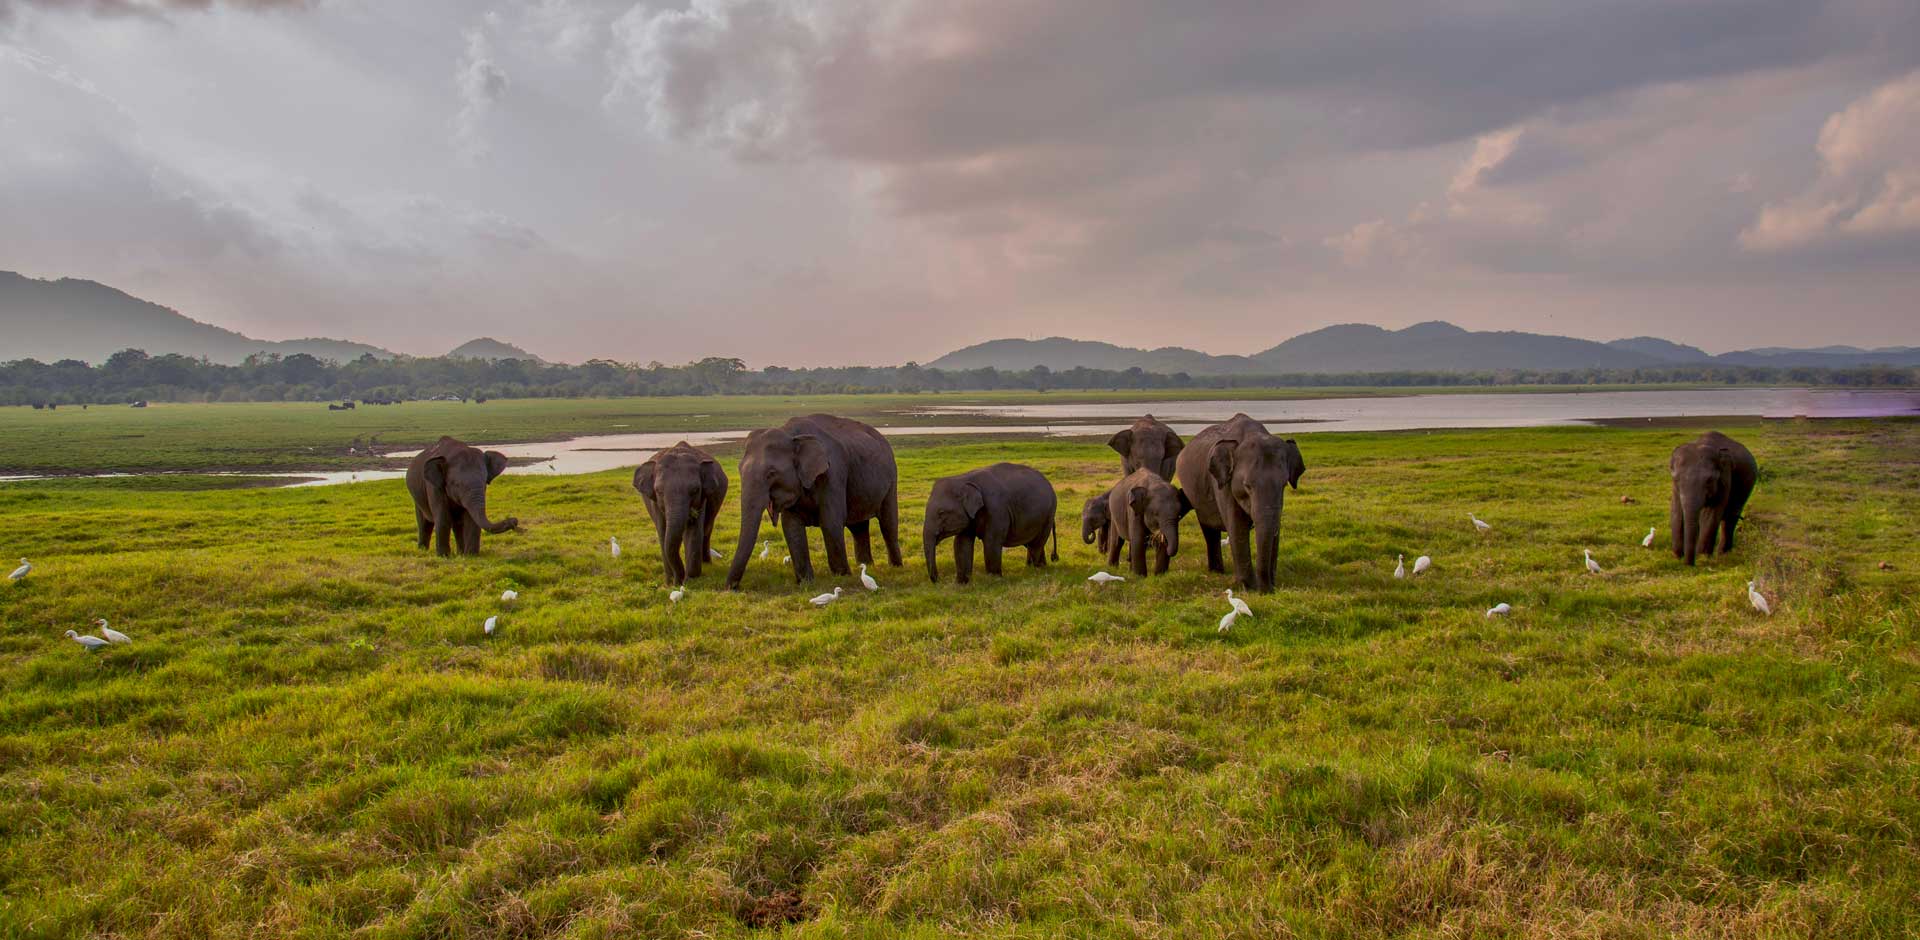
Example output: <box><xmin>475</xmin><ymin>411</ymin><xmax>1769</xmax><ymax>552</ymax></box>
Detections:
<box><xmin>3</xmin><ymin>349</ymin><xmax>1917</xmax><ymax>405</ymax></box>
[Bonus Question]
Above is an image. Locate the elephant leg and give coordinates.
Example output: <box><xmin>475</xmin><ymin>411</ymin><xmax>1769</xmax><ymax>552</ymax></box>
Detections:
<box><xmin>683</xmin><ymin>514</ymin><xmax>704</xmax><ymax>579</ymax></box>
<box><xmin>820</xmin><ymin>512</ymin><xmax>853</xmax><ymax>576</ymax></box>
<box><xmin>954</xmin><ymin>533</ymin><xmax>976</xmax><ymax>584</ymax></box>
<box><xmin>849</xmin><ymin>520</ymin><xmax>875</xmax><ymax>566</ymax></box>
<box><xmin>1027</xmin><ymin>537</ymin><xmax>1047</xmax><ymax>567</ymax></box>
<box><xmin>782</xmin><ymin>512</ymin><xmax>815</xmax><ymax>584</ymax></box>
<box><xmin>1107</xmin><ymin>525</ymin><xmax>1124</xmax><ymax>567</ymax></box>
<box><xmin>982</xmin><ymin>531</ymin><xmax>1005</xmax><ymax>576</ymax></box>
<box><xmin>1128</xmin><ymin>518</ymin><xmax>1149</xmax><ymax>577</ymax></box>
<box><xmin>1222</xmin><ymin>496</ymin><xmax>1255</xmax><ymax>589</ymax></box>
<box><xmin>416</xmin><ymin>511</ymin><xmax>433</xmax><ymax>549</ymax></box>
<box><xmin>1201</xmin><ymin>525</ymin><xmax>1225</xmax><ymax>574</ymax></box>
<box><xmin>1669</xmin><ymin>490</ymin><xmax>1686</xmax><ymax>561</ymax></box>
<box><xmin>433</xmin><ymin>507</ymin><xmax>453</xmax><ymax>558</ymax></box>
<box><xmin>700</xmin><ymin>499</ymin><xmax>722</xmax><ymax>574</ymax></box>
<box><xmin>1153</xmin><ymin>541</ymin><xmax>1170</xmax><ymax>575</ymax></box>
<box><xmin>879</xmin><ymin>488</ymin><xmax>904</xmax><ymax>567</ymax></box>
<box><xmin>1722</xmin><ymin>491</ymin><xmax>1750</xmax><ymax>553</ymax></box>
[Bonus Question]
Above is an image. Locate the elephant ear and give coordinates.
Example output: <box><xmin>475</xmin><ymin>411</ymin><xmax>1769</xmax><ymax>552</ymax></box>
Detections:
<box><xmin>1107</xmin><ymin>429</ymin><xmax>1135</xmax><ymax>462</ymax></box>
<box><xmin>633</xmin><ymin>460</ymin><xmax>658</xmax><ymax>501</ymax></box>
<box><xmin>959</xmin><ymin>483</ymin><xmax>986</xmax><ymax>518</ymax></box>
<box><xmin>699</xmin><ymin>456</ymin><xmax>727</xmax><ymax>500</ymax></box>
<box><xmin>423</xmin><ymin>456</ymin><xmax>448</xmax><ymax>489</ymax></box>
<box><xmin>1129</xmin><ymin>484</ymin><xmax>1151</xmax><ymax>515</ymax></box>
<box><xmin>1162</xmin><ymin>430</ymin><xmax>1185</xmax><ymax>467</ymax></box>
<box><xmin>793</xmin><ymin>434</ymin><xmax>831</xmax><ymax>491</ymax></box>
<box><xmin>1284</xmin><ymin>440</ymin><xmax>1306</xmax><ymax>490</ymax></box>
<box><xmin>484</xmin><ymin>451</ymin><xmax>510</xmax><ymax>483</ymax></box>
<box><xmin>1208</xmin><ymin>439</ymin><xmax>1239</xmax><ymax>488</ymax></box>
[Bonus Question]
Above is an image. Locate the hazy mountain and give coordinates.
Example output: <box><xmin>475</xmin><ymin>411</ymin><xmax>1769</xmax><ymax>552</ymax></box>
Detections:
<box><xmin>932</xmin><ymin>322</ymin><xmax>1920</xmax><ymax>374</ymax></box>
<box><xmin>0</xmin><ymin>271</ymin><xmax>394</xmax><ymax>365</ymax></box>
<box><xmin>447</xmin><ymin>337</ymin><xmax>542</xmax><ymax>361</ymax></box>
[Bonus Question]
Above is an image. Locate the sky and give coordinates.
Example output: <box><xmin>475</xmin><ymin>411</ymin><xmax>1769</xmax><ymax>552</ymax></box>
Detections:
<box><xmin>1</xmin><ymin>0</ymin><xmax>1917</xmax><ymax>366</ymax></box>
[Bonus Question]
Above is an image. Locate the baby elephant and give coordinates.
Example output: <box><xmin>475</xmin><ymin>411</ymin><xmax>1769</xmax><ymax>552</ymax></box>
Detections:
<box><xmin>633</xmin><ymin>441</ymin><xmax>729</xmax><ymax>585</ymax></box>
<box><xmin>923</xmin><ymin>463</ymin><xmax>1058</xmax><ymax>583</ymax></box>
<box><xmin>406</xmin><ymin>436</ymin><xmax>518</xmax><ymax>557</ymax></box>
<box><xmin>1669</xmin><ymin>430</ymin><xmax>1757</xmax><ymax>566</ymax></box>
<box><xmin>1080</xmin><ymin>490</ymin><xmax>1115</xmax><ymax>554</ymax></box>
<box><xmin>1107</xmin><ymin>468</ymin><xmax>1193</xmax><ymax>576</ymax></box>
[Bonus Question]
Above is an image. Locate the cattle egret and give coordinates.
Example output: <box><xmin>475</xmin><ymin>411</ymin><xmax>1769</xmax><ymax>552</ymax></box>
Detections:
<box><xmin>782</xmin><ymin>554</ymin><xmax>792</xmax><ymax>565</ymax></box>
<box><xmin>1394</xmin><ymin>555</ymin><xmax>1405</xmax><ymax>579</ymax></box>
<box><xmin>709</xmin><ymin>547</ymin><xmax>723</xmax><ymax>561</ymax></box>
<box><xmin>8</xmin><ymin>558</ymin><xmax>29</xmax><ymax>581</ymax></box>
<box><xmin>759</xmin><ymin>540</ymin><xmax>771</xmax><ymax>560</ymax></box>
<box><xmin>1584</xmin><ymin>549</ymin><xmax>1602</xmax><ymax>574</ymax></box>
<box><xmin>484</xmin><ymin>615</ymin><xmax>498</xmax><ymax>635</ymax></box>
<box><xmin>1224</xmin><ymin>589</ymin><xmax>1252</xmax><ymax>618</ymax></box>
<box><xmin>1486</xmin><ymin>603</ymin><xmax>1512</xmax><ymax>618</ymax></box>
<box><xmin>1747</xmin><ymin>580</ymin><xmax>1771</xmax><ymax>616</ymax></box>
<box><xmin>859</xmin><ymin>564</ymin><xmax>879</xmax><ymax>591</ymax></box>
<box><xmin>1471</xmin><ymin>513</ymin><xmax>1491</xmax><ymax>533</ymax></box>
<box><xmin>1088</xmin><ymin>571</ymin><xmax>1126</xmax><ymax>584</ymax></box>
<box><xmin>1412</xmin><ymin>555</ymin><xmax>1432</xmax><ymax>576</ymax></box>
<box><xmin>810</xmin><ymin>587</ymin><xmax>843</xmax><ymax>606</ymax></box>
<box><xmin>609</xmin><ymin>537</ymin><xmax>621</xmax><ymax>558</ymax></box>
<box><xmin>1218</xmin><ymin>609</ymin><xmax>1238</xmax><ymax>632</ymax></box>
<box><xmin>64</xmin><ymin>630</ymin><xmax>109</xmax><ymax>651</ymax></box>
<box><xmin>1642</xmin><ymin>526</ymin><xmax>1657</xmax><ymax>548</ymax></box>
<box><xmin>501</xmin><ymin>590</ymin><xmax>518</xmax><ymax>603</ymax></box>
<box><xmin>94</xmin><ymin>619</ymin><xmax>130</xmax><ymax>644</ymax></box>
<box><xmin>669</xmin><ymin>586</ymin><xmax>686</xmax><ymax>604</ymax></box>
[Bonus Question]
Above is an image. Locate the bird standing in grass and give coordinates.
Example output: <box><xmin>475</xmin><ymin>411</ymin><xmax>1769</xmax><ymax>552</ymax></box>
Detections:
<box><xmin>8</xmin><ymin>558</ymin><xmax>29</xmax><ymax>582</ymax></box>
<box><xmin>94</xmin><ymin>619</ymin><xmax>130</xmax><ymax>644</ymax></box>
<box><xmin>501</xmin><ymin>590</ymin><xmax>518</xmax><ymax>603</ymax></box>
<box><xmin>484</xmin><ymin>616</ymin><xmax>498</xmax><ymax>635</ymax></box>
<box><xmin>1642</xmin><ymin>526</ymin><xmax>1657</xmax><ymax>548</ymax></box>
<box><xmin>669</xmin><ymin>586</ymin><xmax>686</xmax><ymax>604</ymax></box>
<box><xmin>1747</xmin><ymin>580</ymin><xmax>1771</xmax><ymax>616</ymax></box>
<box><xmin>1088</xmin><ymin>571</ymin><xmax>1126</xmax><ymax>584</ymax></box>
<box><xmin>810</xmin><ymin>587</ymin><xmax>842</xmax><ymax>606</ymax></box>
<box><xmin>64</xmin><ymin>630</ymin><xmax>109</xmax><ymax>651</ymax></box>
<box><xmin>860</xmin><ymin>564</ymin><xmax>879</xmax><ymax>591</ymax></box>
<box><xmin>1471</xmin><ymin>513</ymin><xmax>1491</xmax><ymax>533</ymax></box>
<box><xmin>1224</xmin><ymin>589</ymin><xmax>1252</xmax><ymax>618</ymax></box>
<box><xmin>609</xmin><ymin>537</ymin><xmax>621</xmax><ymax>559</ymax></box>
<box><xmin>709</xmin><ymin>547</ymin><xmax>723</xmax><ymax>561</ymax></box>
<box><xmin>1584</xmin><ymin>549</ymin><xmax>1602</xmax><ymax>574</ymax></box>
<box><xmin>1486</xmin><ymin>603</ymin><xmax>1512</xmax><ymax>618</ymax></box>
<box><xmin>1218</xmin><ymin>609</ymin><xmax>1238</xmax><ymax>632</ymax></box>
<box><xmin>759</xmin><ymin>540</ymin><xmax>771</xmax><ymax>560</ymax></box>
<box><xmin>1394</xmin><ymin>555</ymin><xmax>1405</xmax><ymax>579</ymax></box>
<box><xmin>1412</xmin><ymin>555</ymin><xmax>1432</xmax><ymax>576</ymax></box>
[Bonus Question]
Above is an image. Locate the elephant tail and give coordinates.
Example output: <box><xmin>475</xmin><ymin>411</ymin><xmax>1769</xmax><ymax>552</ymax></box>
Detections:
<box><xmin>1050</xmin><ymin>514</ymin><xmax>1059</xmax><ymax>562</ymax></box>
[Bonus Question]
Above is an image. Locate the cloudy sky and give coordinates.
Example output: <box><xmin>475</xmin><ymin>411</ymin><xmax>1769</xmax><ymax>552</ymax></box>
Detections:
<box><xmin>2</xmin><ymin>0</ymin><xmax>1916</xmax><ymax>365</ymax></box>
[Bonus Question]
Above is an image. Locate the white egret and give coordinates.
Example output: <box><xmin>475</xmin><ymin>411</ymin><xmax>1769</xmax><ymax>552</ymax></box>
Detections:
<box><xmin>782</xmin><ymin>554</ymin><xmax>792</xmax><ymax>565</ymax></box>
<box><xmin>64</xmin><ymin>630</ymin><xmax>109</xmax><ymax>651</ymax></box>
<box><xmin>94</xmin><ymin>619</ymin><xmax>130</xmax><ymax>644</ymax></box>
<box><xmin>1471</xmin><ymin>513</ymin><xmax>1491</xmax><ymax>533</ymax></box>
<box><xmin>759</xmin><ymin>540</ymin><xmax>771</xmax><ymax>560</ymax></box>
<box><xmin>8</xmin><ymin>558</ymin><xmax>29</xmax><ymax>582</ymax></box>
<box><xmin>1485</xmin><ymin>603</ymin><xmax>1512</xmax><ymax>618</ymax></box>
<box><xmin>609</xmin><ymin>537</ymin><xmax>621</xmax><ymax>559</ymax></box>
<box><xmin>810</xmin><ymin>587</ymin><xmax>843</xmax><ymax>606</ymax></box>
<box><xmin>1584</xmin><ymin>549</ymin><xmax>1602</xmax><ymax>574</ymax></box>
<box><xmin>1747</xmin><ymin>580</ymin><xmax>1771</xmax><ymax>616</ymax></box>
<box><xmin>709</xmin><ymin>547</ymin><xmax>723</xmax><ymax>561</ymax></box>
<box><xmin>1412</xmin><ymin>555</ymin><xmax>1432</xmax><ymax>576</ymax></box>
<box><xmin>1217</xmin><ymin>609</ymin><xmax>1238</xmax><ymax>632</ymax></box>
<box><xmin>1642</xmin><ymin>526</ymin><xmax>1657</xmax><ymax>548</ymax></box>
<box><xmin>484</xmin><ymin>615</ymin><xmax>498</xmax><ymax>635</ymax></box>
<box><xmin>1087</xmin><ymin>571</ymin><xmax>1126</xmax><ymax>584</ymax></box>
<box><xmin>1224</xmin><ymin>589</ymin><xmax>1253</xmax><ymax>618</ymax></box>
<box><xmin>1394</xmin><ymin>555</ymin><xmax>1405</xmax><ymax>579</ymax></box>
<box><xmin>860</xmin><ymin>564</ymin><xmax>879</xmax><ymax>592</ymax></box>
<box><xmin>501</xmin><ymin>590</ymin><xmax>519</xmax><ymax>603</ymax></box>
<box><xmin>669</xmin><ymin>586</ymin><xmax>686</xmax><ymax>604</ymax></box>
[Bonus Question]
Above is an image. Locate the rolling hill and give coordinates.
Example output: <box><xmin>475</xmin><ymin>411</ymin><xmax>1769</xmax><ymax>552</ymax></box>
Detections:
<box><xmin>446</xmin><ymin>337</ymin><xmax>542</xmax><ymax>361</ymax></box>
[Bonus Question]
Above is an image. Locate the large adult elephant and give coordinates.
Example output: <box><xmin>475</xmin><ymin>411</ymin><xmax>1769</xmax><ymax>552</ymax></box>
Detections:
<box><xmin>406</xmin><ymin>436</ymin><xmax>518</xmax><ymax>557</ymax></box>
<box><xmin>725</xmin><ymin>414</ymin><xmax>903</xmax><ymax>589</ymax></box>
<box><xmin>1669</xmin><ymin>430</ymin><xmax>1757</xmax><ymax>566</ymax></box>
<box><xmin>633</xmin><ymin>441</ymin><xmax>728</xmax><ymax>585</ymax></box>
<box><xmin>1175</xmin><ymin>413</ymin><xmax>1305</xmax><ymax>592</ymax></box>
<box><xmin>1108</xmin><ymin>414</ymin><xmax>1184</xmax><ymax>480</ymax></box>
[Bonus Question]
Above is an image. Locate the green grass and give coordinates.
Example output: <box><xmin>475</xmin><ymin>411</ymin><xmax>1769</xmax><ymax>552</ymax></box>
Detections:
<box><xmin>1</xmin><ymin>420</ymin><xmax>1917</xmax><ymax>937</ymax></box>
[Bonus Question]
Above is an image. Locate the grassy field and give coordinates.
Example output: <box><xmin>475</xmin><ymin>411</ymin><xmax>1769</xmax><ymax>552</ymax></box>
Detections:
<box><xmin>0</xmin><ymin>385</ymin><xmax>1747</xmax><ymax>475</ymax></box>
<box><xmin>1</xmin><ymin>419</ymin><xmax>1917</xmax><ymax>938</ymax></box>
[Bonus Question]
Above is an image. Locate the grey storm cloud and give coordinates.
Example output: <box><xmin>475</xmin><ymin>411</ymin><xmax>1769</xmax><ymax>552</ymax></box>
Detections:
<box><xmin>0</xmin><ymin>0</ymin><xmax>307</xmax><ymax>21</ymax></box>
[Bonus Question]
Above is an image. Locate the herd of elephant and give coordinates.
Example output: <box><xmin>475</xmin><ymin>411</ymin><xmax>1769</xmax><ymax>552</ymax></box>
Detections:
<box><xmin>405</xmin><ymin>413</ymin><xmax>1759</xmax><ymax>593</ymax></box>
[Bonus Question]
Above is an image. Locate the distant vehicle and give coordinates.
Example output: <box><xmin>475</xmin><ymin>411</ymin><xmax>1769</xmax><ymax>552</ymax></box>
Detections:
<box><xmin>130</xmin><ymin>400</ymin><xmax>147</xmax><ymax>408</ymax></box>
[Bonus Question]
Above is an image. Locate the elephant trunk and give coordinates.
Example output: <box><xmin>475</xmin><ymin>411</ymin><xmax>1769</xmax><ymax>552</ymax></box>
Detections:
<box><xmin>1694</xmin><ymin>504</ymin><xmax>1721</xmax><ymax>563</ymax></box>
<box><xmin>463</xmin><ymin>487</ymin><xmax>517</xmax><ymax>533</ymax></box>
<box><xmin>923</xmin><ymin>521</ymin><xmax>942</xmax><ymax>582</ymax></box>
<box><xmin>726</xmin><ymin>490</ymin><xmax>766</xmax><ymax>589</ymax></box>
<box><xmin>1253</xmin><ymin>490</ymin><xmax>1282</xmax><ymax>591</ymax></box>
<box><xmin>1678</xmin><ymin>493</ymin><xmax>1703</xmax><ymax>565</ymax></box>
<box><xmin>662</xmin><ymin>499</ymin><xmax>691</xmax><ymax>585</ymax></box>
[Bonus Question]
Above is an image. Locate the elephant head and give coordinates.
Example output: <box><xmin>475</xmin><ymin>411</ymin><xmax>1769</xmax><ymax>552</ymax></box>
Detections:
<box><xmin>1079</xmin><ymin>493</ymin><xmax>1112</xmax><ymax>550</ymax></box>
<box><xmin>1123</xmin><ymin>472</ymin><xmax>1191</xmax><ymax>563</ymax></box>
<box><xmin>634</xmin><ymin>443</ymin><xmax>727</xmax><ymax>585</ymax></box>
<box><xmin>423</xmin><ymin>445</ymin><xmax>516</xmax><ymax>535</ymax></box>
<box><xmin>1670</xmin><ymin>441</ymin><xmax>1734</xmax><ymax>566</ymax></box>
<box><xmin>921</xmin><ymin>476</ymin><xmax>986</xmax><ymax>582</ymax></box>
<box><xmin>1208</xmin><ymin>434</ymin><xmax>1305</xmax><ymax>588</ymax></box>
<box><xmin>1108</xmin><ymin>415</ymin><xmax>1184</xmax><ymax>480</ymax></box>
<box><xmin>726</xmin><ymin>427</ymin><xmax>833</xmax><ymax>588</ymax></box>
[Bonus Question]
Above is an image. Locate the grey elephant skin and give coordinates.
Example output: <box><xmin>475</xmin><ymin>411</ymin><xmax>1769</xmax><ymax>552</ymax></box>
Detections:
<box><xmin>1107</xmin><ymin>468</ymin><xmax>1193</xmax><ymax>576</ymax></box>
<box><xmin>406</xmin><ymin>436</ymin><xmax>518</xmax><ymax>557</ymax></box>
<box><xmin>923</xmin><ymin>463</ymin><xmax>1060</xmax><ymax>583</ymax></box>
<box><xmin>1669</xmin><ymin>430</ymin><xmax>1757</xmax><ymax>566</ymax></box>
<box><xmin>1108</xmin><ymin>415</ymin><xmax>1184</xmax><ymax>480</ymax></box>
<box><xmin>725</xmin><ymin>414</ymin><xmax>904</xmax><ymax>589</ymax></box>
<box><xmin>1176</xmin><ymin>413</ymin><xmax>1306</xmax><ymax>592</ymax></box>
<box><xmin>634</xmin><ymin>441</ymin><xmax>728</xmax><ymax>585</ymax></box>
<box><xmin>1080</xmin><ymin>490</ymin><xmax>1114</xmax><ymax>555</ymax></box>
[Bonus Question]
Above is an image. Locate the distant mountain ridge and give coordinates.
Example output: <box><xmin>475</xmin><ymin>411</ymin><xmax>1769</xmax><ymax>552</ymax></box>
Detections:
<box><xmin>929</xmin><ymin>321</ymin><xmax>1920</xmax><ymax>375</ymax></box>
<box><xmin>447</xmin><ymin>337</ymin><xmax>541</xmax><ymax>361</ymax></box>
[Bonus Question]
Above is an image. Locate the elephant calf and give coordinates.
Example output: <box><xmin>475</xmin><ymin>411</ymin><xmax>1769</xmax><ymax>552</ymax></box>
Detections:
<box><xmin>406</xmin><ymin>436</ymin><xmax>518</xmax><ymax>557</ymax></box>
<box><xmin>1080</xmin><ymin>490</ymin><xmax>1114</xmax><ymax>555</ymax></box>
<box><xmin>1669</xmin><ymin>430</ymin><xmax>1757</xmax><ymax>565</ymax></box>
<box><xmin>1107</xmin><ymin>469</ymin><xmax>1193</xmax><ymax>577</ymax></box>
<box><xmin>924</xmin><ymin>463</ymin><xmax>1059</xmax><ymax>583</ymax></box>
<box><xmin>634</xmin><ymin>441</ymin><xmax>728</xmax><ymax>585</ymax></box>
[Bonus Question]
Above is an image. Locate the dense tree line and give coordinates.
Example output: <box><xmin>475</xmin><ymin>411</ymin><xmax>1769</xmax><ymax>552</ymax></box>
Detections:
<box><xmin>2</xmin><ymin>349</ymin><xmax>1915</xmax><ymax>406</ymax></box>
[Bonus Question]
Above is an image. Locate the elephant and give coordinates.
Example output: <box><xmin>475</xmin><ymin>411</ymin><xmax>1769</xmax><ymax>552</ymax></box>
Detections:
<box><xmin>725</xmin><ymin>414</ymin><xmax>903</xmax><ymax>589</ymax></box>
<box><xmin>1080</xmin><ymin>490</ymin><xmax>1115</xmax><ymax>554</ymax></box>
<box><xmin>1108</xmin><ymin>414</ymin><xmax>1184</xmax><ymax>480</ymax></box>
<box><xmin>1669</xmin><ymin>431</ymin><xmax>1757</xmax><ymax>566</ymax></box>
<box><xmin>633</xmin><ymin>441</ymin><xmax>728</xmax><ymax>585</ymax></box>
<box><xmin>1107</xmin><ymin>468</ymin><xmax>1193</xmax><ymax>576</ymax></box>
<box><xmin>923</xmin><ymin>463</ymin><xmax>1059</xmax><ymax>583</ymax></box>
<box><xmin>406</xmin><ymin>436</ymin><xmax>518</xmax><ymax>557</ymax></box>
<box><xmin>1175</xmin><ymin>413</ymin><xmax>1306</xmax><ymax>592</ymax></box>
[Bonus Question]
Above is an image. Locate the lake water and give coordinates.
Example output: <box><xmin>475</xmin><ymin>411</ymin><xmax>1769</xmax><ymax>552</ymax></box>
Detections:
<box><xmin>6</xmin><ymin>388</ymin><xmax>1914</xmax><ymax>488</ymax></box>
